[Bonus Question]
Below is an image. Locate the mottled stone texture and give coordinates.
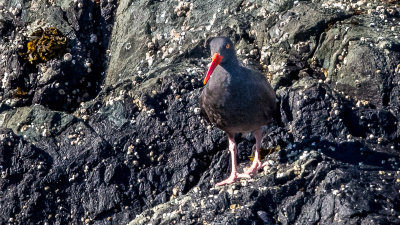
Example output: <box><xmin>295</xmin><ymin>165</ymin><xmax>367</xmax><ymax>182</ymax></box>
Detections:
<box><xmin>0</xmin><ymin>0</ymin><xmax>399</xmax><ymax>224</ymax></box>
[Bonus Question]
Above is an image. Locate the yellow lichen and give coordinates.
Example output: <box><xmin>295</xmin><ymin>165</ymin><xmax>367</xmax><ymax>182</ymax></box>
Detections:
<box><xmin>19</xmin><ymin>27</ymin><xmax>67</xmax><ymax>64</ymax></box>
<box><xmin>321</xmin><ymin>68</ymin><xmax>328</xmax><ymax>77</ymax></box>
<box><xmin>14</xmin><ymin>87</ymin><xmax>28</xmax><ymax>97</ymax></box>
<box><xmin>249</xmin><ymin>145</ymin><xmax>281</xmax><ymax>162</ymax></box>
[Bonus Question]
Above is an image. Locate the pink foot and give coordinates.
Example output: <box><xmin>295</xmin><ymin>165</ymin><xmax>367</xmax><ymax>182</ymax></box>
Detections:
<box><xmin>216</xmin><ymin>172</ymin><xmax>251</xmax><ymax>186</ymax></box>
<box><xmin>244</xmin><ymin>159</ymin><xmax>262</xmax><ymax>176</ymax></box>
<box><xmin>261</xmin><ymin>161</ymin><xmax>269</xmax><ymax>167</ymax></box>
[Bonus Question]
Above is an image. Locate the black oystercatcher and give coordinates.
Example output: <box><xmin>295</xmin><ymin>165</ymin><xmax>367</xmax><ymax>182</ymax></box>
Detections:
<box><xmin>199</xmin><ymin>37</ymin><xmax>277</xmax><ymax>186</ymax></box>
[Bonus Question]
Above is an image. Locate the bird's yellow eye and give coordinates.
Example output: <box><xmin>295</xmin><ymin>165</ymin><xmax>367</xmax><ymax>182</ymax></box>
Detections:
<box><xmin>225</xmin><ymin>43</ymin><xmax>230</xmax><ymax>49</ymax></box>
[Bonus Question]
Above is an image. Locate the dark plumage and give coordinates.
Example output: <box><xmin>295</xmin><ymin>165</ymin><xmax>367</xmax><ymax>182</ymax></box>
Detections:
<box><xmin>199</xmin><ymin>37</ymin><xmax>277</xmax><ymax>186</ymax></box>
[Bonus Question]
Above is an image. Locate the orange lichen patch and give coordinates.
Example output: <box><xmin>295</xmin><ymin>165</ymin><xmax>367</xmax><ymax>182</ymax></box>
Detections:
<box><xmin>230</xmin><ymin>204</ymin><xmax>241</xmax><ymax>213</ymax></box>
<box><xmin>14</xmin><ymin>87</ymin><xmax>28</xmax><ymax>97</ymax></box>
<box><xmin>321</xmin><ymin>68</ymin><xmax>328</xmax><ymax>78</ymax></box>
<box><xmin>324</xmin><ymin>21</ymin><xmax>337</xmax><ymax>32</ymax></box>
<box><xmin>19</xmin><ymin>27</ymin><xmax>67</xmax><ymax>64</ymax></box>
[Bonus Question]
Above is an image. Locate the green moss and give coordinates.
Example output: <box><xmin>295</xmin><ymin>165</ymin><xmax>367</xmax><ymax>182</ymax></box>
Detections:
<box><xmin>19</xmin><ymin>27</ymin><xmax>67</xmax><ymax>64</ymax></box>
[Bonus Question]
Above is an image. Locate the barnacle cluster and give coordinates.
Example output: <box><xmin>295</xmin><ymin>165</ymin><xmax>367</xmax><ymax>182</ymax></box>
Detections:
<box><xmin>19</xmin><ymin>27</ymin><xmax>67</xmax><ymax>64</ymax></box>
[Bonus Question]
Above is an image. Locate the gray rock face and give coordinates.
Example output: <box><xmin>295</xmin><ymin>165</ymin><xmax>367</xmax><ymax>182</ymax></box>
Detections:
<box><xmin>0</xmin><ymin>0</ymin><xmax>115</xmax><ymax>111</ymax></box>
<box><xmin>0</xmin><ymin>0</ymin><xmax>400</xmax><ymax>224</ymax></box>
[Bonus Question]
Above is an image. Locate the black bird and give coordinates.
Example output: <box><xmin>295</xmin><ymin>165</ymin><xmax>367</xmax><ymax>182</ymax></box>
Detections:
<box><xmin>199</xmin><ymin>37</ymin><xmax>277</xmax><ymax>186</ymax></box>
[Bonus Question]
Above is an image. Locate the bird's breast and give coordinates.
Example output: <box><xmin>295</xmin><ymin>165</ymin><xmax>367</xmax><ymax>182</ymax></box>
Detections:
<box><xmin>199</xmin><ymin>65</ymin><xmax>276</xmax><ymax>133</ymax></box>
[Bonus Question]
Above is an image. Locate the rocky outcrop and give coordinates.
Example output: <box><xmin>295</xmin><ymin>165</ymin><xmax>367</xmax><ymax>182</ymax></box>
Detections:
<box><xmin>0</xmin><ymin>0</ymin><xmax>399</xmax><ymax>224</ymax></box>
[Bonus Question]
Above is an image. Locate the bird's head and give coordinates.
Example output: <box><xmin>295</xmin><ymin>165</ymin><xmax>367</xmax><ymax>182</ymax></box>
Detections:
<box><xmin>203</xmin><ymin>37</ymin><xmax>237</xmax><ymax>85</ymax></box>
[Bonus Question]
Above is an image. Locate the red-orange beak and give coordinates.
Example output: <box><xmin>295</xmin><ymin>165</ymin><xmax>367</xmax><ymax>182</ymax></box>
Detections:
<box><xmin>203</xmin><ymin>53</ymin><xmax>223</xmax><ymax>85</ymax></box>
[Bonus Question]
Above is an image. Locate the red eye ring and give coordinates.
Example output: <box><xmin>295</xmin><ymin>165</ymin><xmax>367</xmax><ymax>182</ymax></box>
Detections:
<box><xmin>225</xmin><ymin>43</ymin><xmax>230</xmax><ymax>49</ymax></box>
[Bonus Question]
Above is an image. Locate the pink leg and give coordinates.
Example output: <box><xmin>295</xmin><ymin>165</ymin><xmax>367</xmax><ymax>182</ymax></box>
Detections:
<box><xmin>245</xmin><ymin>128</ymin><xmax>263</xmax><ymax>176</ymax></box>
<box><xmin>216</xmin><ymin>134</ymin><xmax>251</xmax><ymax>186</ymax></box>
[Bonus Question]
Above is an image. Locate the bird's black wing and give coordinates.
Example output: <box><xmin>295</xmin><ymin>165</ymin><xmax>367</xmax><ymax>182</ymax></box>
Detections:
<box><xmin>198</xmin><ymin>91</ymin><xmax>211</xmax><ymax>124</ymax></box>
<box><xmin>250</xmin><ymin>70</ymin><xmax>278</xmax><ymax>123</ymax></box>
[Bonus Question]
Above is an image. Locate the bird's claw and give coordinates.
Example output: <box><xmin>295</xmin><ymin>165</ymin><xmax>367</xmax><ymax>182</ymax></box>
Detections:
<box><xmin>216</xmin><ymin>172</ymin><xmax>251</xmax><ymax>186</ymax></box>
<box><xmin>261</xmin><ymin>161</ymin><xmax>269</xmax><ymax>168</ymax></box>
<box><xmin>244</xmin><ymin>159</ymin><xmax>262</xmax><ymax>176</ymax></box>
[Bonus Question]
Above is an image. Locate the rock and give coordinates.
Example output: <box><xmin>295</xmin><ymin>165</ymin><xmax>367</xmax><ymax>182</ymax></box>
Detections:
<box><xmin>1</xmin><ymin>104</ymin><xmax>75</xmax><ymax>141</ymax></box>
<box><xmin>0</xmin><ymin>0</ymin><xmax>116</xmax><ymax>112</ymax></box>
<box><xmin>0</xmin><ymin>0</ymin><xmax>399</xmax><ymax>224</ymax></box>
<box><xmin>313</xmin><ymin>15</ymin><xmax>400</xmax><ymax>108</ymax></box>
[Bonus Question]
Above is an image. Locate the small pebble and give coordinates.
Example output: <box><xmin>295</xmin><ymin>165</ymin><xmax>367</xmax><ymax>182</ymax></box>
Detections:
<box><xmin>194</xmin><ymin>107</ymin><xmax>201</xmax><ymax>115</ymax></box>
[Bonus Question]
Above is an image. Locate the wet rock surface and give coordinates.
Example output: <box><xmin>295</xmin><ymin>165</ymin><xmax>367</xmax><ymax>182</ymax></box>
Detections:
<box><xmin>0</xmin><ymin>0</ymin><xmax>400</xmax><ymax>224</ymax></box>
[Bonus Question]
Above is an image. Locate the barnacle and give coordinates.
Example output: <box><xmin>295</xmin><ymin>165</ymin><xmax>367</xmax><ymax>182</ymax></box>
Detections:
<box><xmin>19</xmin><ymin>27</ymin><xmax>67</xmax><ymax>64</ymax></box>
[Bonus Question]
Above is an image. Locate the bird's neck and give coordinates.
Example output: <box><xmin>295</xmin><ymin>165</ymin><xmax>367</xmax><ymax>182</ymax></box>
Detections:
<box><xmin>220</xmin><ymin>58</ymin><xmax>241</xmax><ymax>74</ymax></box>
